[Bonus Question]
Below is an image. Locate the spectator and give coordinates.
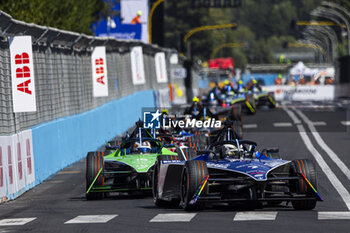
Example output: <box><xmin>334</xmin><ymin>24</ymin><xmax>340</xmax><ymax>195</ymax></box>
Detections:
<box><xmin>288</xmin><ymin>77</ymin><xmax>297</xmax><ymax>86</ymax></box>
<box><xmin>274</xmin><ymin>74</ymin><xmax>283</xmax><ymax>85</ymax></box>
<box><xmin>131</xmin><ymin>11</ymin><xmax>142</xmax><ymax>24</ymax></box>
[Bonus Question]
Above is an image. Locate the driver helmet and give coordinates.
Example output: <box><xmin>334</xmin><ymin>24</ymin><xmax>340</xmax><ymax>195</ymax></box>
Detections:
<box><xmin>134</xmin><ymin>141</ymin><xmax>152</xmax><ymax>153</ymax></box>
<box><xmin>192</xmin><ymin>96</ymin><xmax>199</xmax><ymax>103</ymax></box>
<box><xmin>223</xmin><ymin>144</ymin><xmax>239</xmax><ymax>158</ymax></box>
<box><xmin>161</xmin><ymin>109</ymin><xmax>168</xmax><ymax>115</ymax></box>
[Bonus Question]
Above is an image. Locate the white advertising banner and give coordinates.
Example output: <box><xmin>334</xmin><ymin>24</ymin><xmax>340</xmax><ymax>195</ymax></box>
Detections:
<box><xmin>171</xmin><ymin>68</ymin><xmax>187</xmax><ymax>79</ymax></box>
<box><xmin>157</xmin><ymin>88</ymin><xmax>171</xmax><ymax>108</ymax></box>
<box><xmin>0</xmin><ymin>129</ymin><xmax>35</xmax><ymax>201</ymax></box>
<box><xmin>130</xmin><ymin>46</ymin><xmax>146</xmax><ymax>85</ymax></box>
<box><xmin>19</xmin><ymin>130</ymin><xmax>35</xmax><ymax>186</ymax></box>
<box><xmin>12</xmin><ymin>134</ymin><xmax>26</xmax><ymax>193</ymax></box>
<box><xmin>155</xmin><ymin>52</ymin><xmax>168</xmax><ymax>83</ymax></box>
<box><xmin>0</xmin><ymin>135</ymin><xmax>16</xmax><ymax>197</ymax></box>
<box><xmin>263</xmin><ymin>85</ymin><xmax>335</xmax><ymax>101</ymax></box>
<box><xmin>0</xmin><ymin>143</ymin><xmax>5</xmax><ymax>200</ymax></box>
<box><xmin>9</xmin><ymin>36</ymin><xmax>37</xmax><ymax>112</ymax></box>
<box><xmin>91</xmin><ymin>46</ymin><xmax>108</xmax><ymax>97</ymax></box>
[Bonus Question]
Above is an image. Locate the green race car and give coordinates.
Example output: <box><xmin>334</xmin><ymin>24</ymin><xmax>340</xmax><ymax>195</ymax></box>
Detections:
<box><xmin>85</xmin><ymin>128</ymin><xmax>178</xmax><ymax>200</ymax></box>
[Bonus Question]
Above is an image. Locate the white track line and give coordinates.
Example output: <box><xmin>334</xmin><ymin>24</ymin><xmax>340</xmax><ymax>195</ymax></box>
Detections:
<box><xmin>273</xmin><ymin>122</ymin><xmax>293</xmax><ymax>127</ymax></box>
<box><xmin>294</xmin><ymin>109</ymin><xmax>350</xmax><ymax>182</ymax></box>
<box><xmin>312</xmin><ymin>121</ymin><xmax>327</xmax><ymax>126</ymax></box>
<box><xmin>233</xmin><ymin>212</ymin><xmax>277</xmax><ymax>221</ymax></box>
<box><xmin>243</xmin><ymin>124</ymin><xmax>257</xmax><ymax>129</ymax></box>
<box><xmin>0</xmin><ymin>218</ymin><xmax>36</xmax><ymax>226</ymax></box>
<box><xmin>64</xmin><ymin>215</ymin><xmax>117</xmax><ymax>224</ymax></box>
<box><xmin>282</xmin><ymin>107</ymin><xmax>301</xmax><ymax>124</ymax></box>
<box><xmin>318</xmin><ymin>212</ymin><xmax>350</xmax><ymax>220</ymax></box>
<box><xmin>341</xmin><ymin>121</ymin><xmax>350</xmax><ymax>126</ymax></box>
<box><xmin>150</xmin><ymin>213</ymin><xmax>196</xmax><ymax>222</ymax></box>
<box><xmin>283</xmin><ymin>106</ymin><xmax>350</xmax><ymax>210</ymax></box>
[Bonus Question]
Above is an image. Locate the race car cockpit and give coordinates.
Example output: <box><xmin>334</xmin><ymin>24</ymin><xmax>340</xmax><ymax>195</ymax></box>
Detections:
<box><xmin>207</xmin><ymin>140</ymin><xmax>257</xmax><ymax>160</ymax></box>
<box><xmin>119</xmin><ymin>138</ymin><xmax>163</xmax><ymax>155</ymax></box>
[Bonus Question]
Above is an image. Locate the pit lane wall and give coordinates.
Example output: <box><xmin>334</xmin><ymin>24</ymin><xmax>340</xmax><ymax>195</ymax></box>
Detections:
<box><xmin>0</xmin><ymin>90</ymin><xmax>156</xmax><ymax>203</ymax></box>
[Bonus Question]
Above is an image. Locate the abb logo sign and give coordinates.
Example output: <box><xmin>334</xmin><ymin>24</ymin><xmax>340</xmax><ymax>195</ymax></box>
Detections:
<box><xmin>95</xmin><ymin>58</ymin><xmax>105</xmax><ymax>85</ymax></box>
<box><xmin>15</xmin><ymin>53</ymin><xmax>32</xmax><ymax>94</ymax></box>
<box><xmin>91</xmin><ymin>47</ymin><xmax>108</xmax><ymax>97</ymax></box>
<box><xmin>10</xmin><ymin>36</ymin><xmax>37</xmax><ymax>112</ymax></box>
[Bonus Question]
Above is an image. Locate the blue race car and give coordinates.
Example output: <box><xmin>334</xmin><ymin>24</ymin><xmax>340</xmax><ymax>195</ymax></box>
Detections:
<box><xmin>152</xmin><ymin>139</ymin><xmax>322</xmax><ymax>210</ymax></box>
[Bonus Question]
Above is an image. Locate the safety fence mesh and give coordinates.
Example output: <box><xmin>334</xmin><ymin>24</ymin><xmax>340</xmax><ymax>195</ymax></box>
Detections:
<box><xmin>0</xmin><ymin>11</ymin><xmax>182</xmax><ymax>135</ymax></box>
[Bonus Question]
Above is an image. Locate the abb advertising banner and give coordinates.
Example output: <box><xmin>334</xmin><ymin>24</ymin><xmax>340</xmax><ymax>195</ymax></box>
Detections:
<box><xmin>9</xmin><ymin>36</ymin><xmax>37</xmax><ymax>112</ymax></box>
<box><xmin>264</xmin><ymin>85</ymin><xmax>335</xmax><ymax>101</ymax></box>
<box><xmin>130</xmin><ymin>46</ymin><xmax>146</xmax><ymax>85</ymax></box>
<box><xmin>155</xmin><ymin>52</ymin><xmax>168</xmax><ymax>83</ymax></box>
<box><xmin>91</xmin><ymin>46</ymin><xmax>108</xmax><ymax>97</ymax></box>
<box><xmin>0</xmin><ymin>130</ymin><xmax>35</xmax><ymax>202</ymax></box>
<box><xmin>0</xmin><ymin>143</ymin><xmax>6</xmax><ymax>200</ymax></box>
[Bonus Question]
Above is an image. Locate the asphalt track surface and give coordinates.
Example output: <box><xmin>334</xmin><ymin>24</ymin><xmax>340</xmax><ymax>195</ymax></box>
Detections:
<box><xmin>0</xmin><ymin>100</ymin><xmax>350</xmax><ymax>233</ymax></box>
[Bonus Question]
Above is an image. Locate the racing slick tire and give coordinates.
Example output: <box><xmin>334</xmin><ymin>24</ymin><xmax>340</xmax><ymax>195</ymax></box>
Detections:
<box><xmin>152</xmin><ymin>155</ymin><xmax>180</xmax><ymax>208</ymax></box>
<box><xmin>182</xmin><ymin>147</ymin><xmax>197</xmax><ymax>161</ymax></box>
<box><xmin>181</xmin><ymin>160</ymin><xmax>209</xmax><ymax>211</ymax></box>
<box><xmin>290</xmin><ymin>159</ymin><xmax>317</xmax><ymax>210</ymax></box>
<box><xmin>86</xmin><ymin>152</ymin><xmax>104</xmax><ymax>200</ymax></box>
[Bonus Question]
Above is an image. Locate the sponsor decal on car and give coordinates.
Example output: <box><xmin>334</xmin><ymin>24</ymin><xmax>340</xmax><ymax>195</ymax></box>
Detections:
<box><xmin>161</xmin><ymin>160</ymin><xmax>182</xmax><ymax>164</ymax></box>
<box><xmin>206</xmin><ymin>162</ymin><xmax>230</xmax><ymax>169</ymax></box>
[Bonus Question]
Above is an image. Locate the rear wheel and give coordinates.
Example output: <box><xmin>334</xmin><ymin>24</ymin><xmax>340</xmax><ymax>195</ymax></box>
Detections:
<box><xmin>152</xmin><ymin>155</ymin><xmax>180</xmax><ymax>208</ymax></box>
<box><xmin>181</xmin><ymin>160</ymin><xmax>208</xmax><ymax>211</ymax></box>
<box><xmin>86</xmin><ymin>152</ymin><xmax>104</xmax><ymax>200</ymax></box>
<box><xmin>181</xmin><ymin>147</ymin><xmax>196</xmax><ymax>161</ymax></box>
<box><xmin>290</xmin><ymin>159</ymin><xmax>317</xmax><ymax>210</ymax></box>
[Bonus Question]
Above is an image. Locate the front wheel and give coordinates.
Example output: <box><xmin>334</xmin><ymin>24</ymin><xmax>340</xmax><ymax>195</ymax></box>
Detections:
<box><xmin>290</xmin><ymin>159</ymin><xmax>317</xmax><ymax>210</ymax></box>
<box><xmin>86</xmin><ymin>152</ymin><xmax>104</xmax><ymax>200</ymax></box>
<box><xmin>181</xmin><ymin>160</ymin><xmax>208</xmax><ymax>211</ymax></box>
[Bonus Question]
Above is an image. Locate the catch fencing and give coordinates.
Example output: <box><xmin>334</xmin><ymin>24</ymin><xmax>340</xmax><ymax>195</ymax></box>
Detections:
<box><xmin>0</xmin><ymin>10</ymin><xmax>185</xmax><ymax>136</ymax></box>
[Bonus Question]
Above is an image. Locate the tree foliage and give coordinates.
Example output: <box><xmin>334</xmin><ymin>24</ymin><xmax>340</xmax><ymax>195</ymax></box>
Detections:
<box><xmin>0</xmin><ymin>0</ymin><xmax>106</xmax><ymax>35</ymax></box>
<box><xmin>164</xmin><ymin>0</ymin><xmax>347</xmax><ymax>68</ymax></box>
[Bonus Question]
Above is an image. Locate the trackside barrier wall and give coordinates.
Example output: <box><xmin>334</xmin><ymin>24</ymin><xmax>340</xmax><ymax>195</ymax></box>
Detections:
<box><xmin>32</xmin><ymin>90</ymin><xmax>155</xmax><ymax>184</ymax></box>
<box><xmin>0</xmin><ymin>11</ymin><xmax>185</xmax><ymax>202</ymax></box>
